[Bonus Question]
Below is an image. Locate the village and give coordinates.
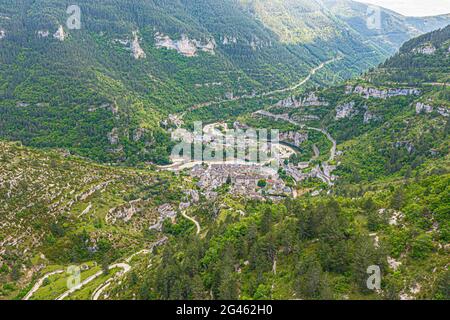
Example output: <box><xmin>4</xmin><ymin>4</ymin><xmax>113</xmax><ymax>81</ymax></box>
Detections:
<box><xmin>158</xmin><ymin>116</ymin><xmax>339</xmax><ymax>200</ymax></box>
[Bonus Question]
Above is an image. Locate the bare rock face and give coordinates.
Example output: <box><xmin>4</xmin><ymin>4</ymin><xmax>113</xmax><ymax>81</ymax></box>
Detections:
<box><xmin>300</xmin><ymin>92</ymin><xmax>329</xmax><ymax>107</ymax></box>
<box><xmin>185</xmin><ymin>190</ymin><xmax>200</xmax><ymax>203</ymax></box>
<box><xmin>155</xmin><ymin>33</ymin><xmax>216</xmax><ymax>57</ymax></box>
<box><xmin>196</xmin><ymin>38</ymin><xmax>216</xmax><ymax>54</ymax></box>
<box><xmin>437</xmin><ymin>107</ymin><xmax>449</xmax><ymax>117</ymax></box>
<box><xmin>413</xmin><ymin>44</ymin><xmax>436</xmax><ymax>55</ymax></box>
<box><xmin>37</xmin><ymin>30</ymin><xmax>49</xmax><ymax>38</ymax></box>
<box><xmin>348</xmin><ymin>85</ymin><xmax>420</xmax><ymax>99</ymax></box>
<box><xmin>222</xmin><ymin>35</ymin><xmax>238</xmax><ymax>45</ymax></box>
<box><xmin>88</xmin><ymin>103</ymin><xmax>118</xmax><ymax>116</ymax></box>
<box><xmin>176</xmin><ymin>35</ymin><xmax>197</xmax><ymax>56</ymax></box>
<box><xmin>344</xmin><ymin>85</ymin><xmax>353</xmax><ymax>94</ymax></box>
<box><xmin>107</xmin><ymin>128</ymin><xmax>119</xmax><ymax>145</ymax></box>
<box><xmin>416</xmin><ymin>102</ymin><xmax>449</xmax><ymax>117</ymax></box>
<box><xmin>133</xmin><ymin>128</ymin><xmax>147</xmax><ymax>142</ymax></box>
<box><xmin>249</xmin><ymin>35</ymin><xmax>272</xmax><ymax>51</ymax></box>
<box><xmin>53</xmin><ymin>25</ymin><xmax>66</xmax><ymax>41</ymax></box>
<box><xmin>275</xmin><ymin>96</ymin><xmax>298</xmax><ymax>108</ymax></box>
<box><xmin>149</xmin><ymin>204</ymin><xmax>177</xmax><ymax>231</ymax></box>
<box><xmin>131</xmin><ymin>31</ymin><xmax>146</xmax><ymax>59</ymax></box>
<box><xmin>279</xmin><ymin>131</ymin><xmax>308</xmax><ymax>147</ymax></box>
<box><xmin>106</xmin><ymin>199</ymin><xmax>148</xmax><ymax>224</ymax></box>
<box><xmin>394</xmin><ymin>141</ymin><xmax>414</xmax><ymax>154</ymax></box>
<box><xmin>387</xmin><ymin>256</ymin><xmax>402</xmax><ymax>271</ymax></box>
<box><xmin>363</xmin><ymin>110</ymin><xmax>380</xmax><ymax>124</ymax></box>
<box><xmin>335</xmin><ymin>101</ymin><xmax>358</xmax><ymax>120</ymax></box>
<box><xmin>415</xmin><ymin>102</ymin><xmax>434</xmax><ymax>114</ymax></box>
<box><xmin>275</xmin><ymin>92</ymin><xmax>328</xmax><ymax>108</ymax></box>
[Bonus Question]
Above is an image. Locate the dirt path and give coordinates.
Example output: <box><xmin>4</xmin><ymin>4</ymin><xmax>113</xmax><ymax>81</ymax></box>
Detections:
<box><xmin>182</xmin><ymin>211</ymin><xmax>201</xmax><ymax>235</ymax></box>
<box><xmin>91</xmin><ymin>280</ymin><xmax>112</xmax><ymax>300</ymax></box>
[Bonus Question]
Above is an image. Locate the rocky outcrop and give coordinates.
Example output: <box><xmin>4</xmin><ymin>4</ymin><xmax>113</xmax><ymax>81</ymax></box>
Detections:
<box><xmin>437</xmin><ymin>107</ymin><xmax>449</xmax><ymax>117</ymax></box>
<box><xmin>347</xmin><ymin>85</ymin><xmax>420</xmax><ymax>99</ymax></box>
<box><xmin>222</xmin><ymin>35</ymin><xmax>238</xmax><ymax>45</ymax></box>
<box><xmin>149</xmin><ymin>204</ymin><xmax>177</xmax><ymax>231</ymax></box>
<box><xmin>162</xmin><ymin>114</ymin><xmax>184</xmax><ymax>128</ymax></box>
<box><xmin>363</xmin><ymin>110</ymin><xmax>380</xmax><ymax>124</ymax></box>
<box><xmin>335</xmin><ymin>101</ymin><xmax>358</xmax><ymax>120</ymax></box>
<box><xmin>233</xmin><ymin>121</ymin><xmax>250</xmax><ymax>130</ymax></box>
<box><xmin>185</xmin><ymin>190</ymin><xmax>200</xmax><ymax>203</ymax></box>
<box><xmin>387</xmin><ymin>256</ymin><xmax>402</xmax><ymax>271</ymax></box>
<box><xmin>279</xmin><ymin>131</ymin><xmax>308</xmax><ymax>147</ymax></box>
<box><xmin>88</xmin><ymin>103</ymin><xmax>118</xmax><ymax>115</ymax></box>
<box><xmin>291</xmin><ymin>114</ymin><xmax>320</xmax><ymax>122</ymax></box>
<box><xmin>133</xmin><ymin>128</ymin><xmax>147</xmax><ymax>142</ymax></box>
<box><xmin>131</xmin><ymin>31</ymin><xmax>146</xmax><ymax>59</ymax></box>
<box><xmin>106</xmin><ymin>199</ymin><xmax>149</xmax><ymax>224</ymax></box>
<box><xmin>113</xmin><ymin>38</ymin><xmax>129</xmax><ymax>46</ymax></box>
<box><xmin>249</xmin><ymin>36</ymin><xmax>272</xmax><ymax>51</ymax></box>
<box><xmin>155</xmin><ymin>33</ymin><xmax>216</xmax><ymax>57</ymax></box>
<box><xmin>53</xmin><ymin>25</ymin><xmax>66</xmax><ymax>41</ymax></box>
<box><xmin>416</xmin><ymin>102</ymin><xmax>449</xmax><ymax>117</ymax></box>
<box><xmin>194</xmin><ymin>82</ymin><xmax>223</xmax><ymax>88</ymax></box>
<box><xmin>75</xmin><ymin>181</ymin><xmax>112</xmax><ymax>202</ymax></box>
<box><xmin>107</xmin><ymin>128</ymin><xmax>119</xmax><ymax>145</ymax></box>
<box><xmin>37</xmin><ymin>30</ymin><xmax>49</xmax><ymax>38</ymax></box>
<box><xmin>275</xmin><ymin>92</ymin><xmax>328</xmax><ymax>108</ymax></box>
<box><xmin>301</xmin><ymin>92</ymin><xmax>329</xmax><ymax>107</ymax></box>
<box><xmin>413</xmin><ymin>44</ymin><xmax>436</xmax><ymax>55</ymax></box>
<box><xmin>394</xmin><ymin>141</ymin><xmax>414</xmax><ymax>154</ymax></box>
<box><xmin>415</xmin><ymin>102</ymin><xmax>434</xmax><ymax>114</ymax></box>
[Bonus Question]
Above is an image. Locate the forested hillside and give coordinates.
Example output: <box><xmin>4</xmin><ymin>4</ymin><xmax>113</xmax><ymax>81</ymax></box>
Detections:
<box><xmin>0</xmin><ymin>0</ymin><xmax>449</xmax><ymax>301</ymax></box>
<box><xmin>375</xmin><ymin>25</ymin><xmax>450</xmax><ymax>84</ymax></box>
<box><xmin>1</xmin><ymin>0</ymin><xmax>448</xmax><ymax>165</ymax></box>
<box><xmin>1</xmin><ymin>22</ymin><xmax>449</xmax><ymax>300</ymax></box>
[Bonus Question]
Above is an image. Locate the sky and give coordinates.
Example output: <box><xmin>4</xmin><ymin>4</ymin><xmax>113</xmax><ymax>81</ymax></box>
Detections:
<box><xmin>353</xmin><ymin>0</ymin><xmax>450</xmax><ymax>17</ymax></box>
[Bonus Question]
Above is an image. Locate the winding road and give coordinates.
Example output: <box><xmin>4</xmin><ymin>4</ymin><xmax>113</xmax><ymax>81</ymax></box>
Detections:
<box><xmin>306</xmin><ymin>126</ymin><xmax>337</xmax><ymax>162</ymax></box>
<box><xmin>23</xmin><ymin>269</ymin><xmax>64</xmax><ymax>300</ymax></box>
<box><xmin>56</xmin><ymin>263</ymin><xmax>131</xmax><ymax>300</ymax></box>
<box><xmin>91</xmin><ymin>238</ymin><xmax>168</xmax><ymax>300</ymax></box>
<box><xmin>253</xmin><ymin>111</ymin><xmax>336</xmax><ymax>163</ymax></box>
<box><xmin>254</xmin><ymin>110</ymin><xmax>338</xmax><ymax>186</ymax></box>
<box><xmin>24</xmin><ymin>238</ymin><xmax>168</xmax><ymax>301</ymax></box>
<box><xmin>182</xmin><ymin>211</ymin><xmax>201</xmax><ymax>235</ymax></box>
<box><xmin>188</xmin><ymin>55</ymin><xmax>342</xmax><ymax>113</ymax></box>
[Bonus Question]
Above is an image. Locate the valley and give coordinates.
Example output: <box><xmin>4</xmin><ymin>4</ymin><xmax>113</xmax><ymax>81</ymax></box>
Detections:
<box><xmin>0</xmin><ymin>0</ymin><xmax>449</xmax><ymax>302</ymax></box>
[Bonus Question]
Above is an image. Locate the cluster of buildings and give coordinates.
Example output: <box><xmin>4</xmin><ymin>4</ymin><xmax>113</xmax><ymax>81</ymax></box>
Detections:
<box><xmin>284</xmin><ymin>163</ymin><xmax>336</xmax><ymax>186</ymax></box>
<box><xmin>190</xmin><ymin>163</ymin><xmax>291</xmax><ymax>200</ymax></box>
